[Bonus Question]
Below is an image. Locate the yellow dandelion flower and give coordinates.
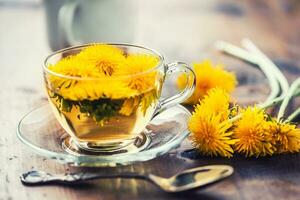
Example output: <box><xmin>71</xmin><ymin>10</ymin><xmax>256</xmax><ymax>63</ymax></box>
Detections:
<box><xmin>119</xmin><ymin>54</ymin><xmax>160</xmax><ymax>93</ymax></box>
<box><xmin>47</xmin><ymin>69</ymin><xmax>136</xmax><ymax>101</ymax></box>
<box><xmin>121</xmin><ymin>54</ymin><xmax>159</xmax><ymax>74</ymax></box>
<box><xmin>64</xmin><ymin>79</ymin><xmax>136</xmax><ymax>100</ymax></box>
<box><xmin>47</xmin><ymin>56</ymin><xmax>106</xmax><ymax>100</ymax></box>
<box><xmin>268</xmin><ymin>121</ymin><xmax>300</xmax><ymax>153</ymax></box>
<box><xmin>119</xmin><ymin>96</ymin><xmax>140</xmax><ymax>116</ymax></box>
<box><xmin>233</xmin><ymin>107</ymin><xmax>275</xmax><ymax>157</ymax></box>
<box><xmin>139</xmin><ymin>89</ymin><xmax>158</xmax><ymax>115</ymax></box>
<box><xmin>48</xmin><ymin>55</ymin><xmax>101</xmax><ymax>78</ymax></box>
<box><xmin>188</xmin><ymin>89</ymin><xmax>236</xmax><ymax>157</ymax></box>
<box><xmin>118</xmin><ymin>89</ymin><xmax>158</xmax><ymax>116</ymax></box>
<box><xmin>199</xmin><ymin>88</ymin><xmax>231</xmax><ymax>121</ymax></box>
<box><xmin>189</xmin><ymin>109</ymin><xmax>236</xmax><ymax>158</ymax></box>
<box><xmin>46</xmin><ymin>45</ymin><xmax>161</xmax><ymax>101</ymax></box>
<box><xmin>46</xmin><ymin>44</ymin><xmax>138</xmax><ymax>100</ymax></box>
<box><xmin>177</xmin><ymin>60</ymin><xmax>237</xmax><ymax>104</ymax></box>
<box><xmin>78</xmin><ymin>44</ymin><xmax>126</xmax><ymax>76</ymax></box>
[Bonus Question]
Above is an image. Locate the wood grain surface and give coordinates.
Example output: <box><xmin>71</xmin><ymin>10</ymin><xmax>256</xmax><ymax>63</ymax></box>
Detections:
<box><xmin>1</xmin><ymin>0</ymin><xmax>300</xmax><ymax>199</ymax></box>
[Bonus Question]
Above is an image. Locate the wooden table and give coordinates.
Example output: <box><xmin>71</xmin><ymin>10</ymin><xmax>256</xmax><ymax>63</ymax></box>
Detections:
<box><xmin>1</xmin><ymin>0</ymin><xmax>300</xmax><ymax>199</ymax></box>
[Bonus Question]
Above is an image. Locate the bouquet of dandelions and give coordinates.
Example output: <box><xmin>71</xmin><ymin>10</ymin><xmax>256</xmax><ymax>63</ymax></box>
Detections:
<box><xmin>177</xmin><ymin>39</ymin><xmax>300</xmax><ymax>158</ymax></box>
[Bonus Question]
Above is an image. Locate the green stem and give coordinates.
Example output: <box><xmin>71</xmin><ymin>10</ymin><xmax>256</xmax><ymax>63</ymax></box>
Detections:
<box><xmin>286</xmin><ymin>107</ymin><xmax>300</xmax><ymax>122</ymax></box>
<box><xmin>259</xmin><ymin>96</ymin><xmax>283</xmax><ymax>109</ymax></box>
<box><xmin>242</xmin><ymin>38</ymin><xmax>289</xmax><ymax>97</ymax></box>
<box><xmin>260</xmin><ymin>88</ymin><xmax>300</xmax><ymax>109</ymax></box>
<box><xmin>277</xmin><ymin>78</ymin><xmax>300</xmax><ymax>120</ymax></box>
<box><xmin>215</xmin><ymin>41</ymin><xmax>280</xmax><ymax>103</ymax></box>
<box><xmin>215</xmin><ymin>41</ymin><xmax>257</xmax><ymax>63</ymax></box>
<box><xmin>229</xmin><ymin>89</ymin><xmax>300</xmax><ymax>123</ymax></box>
<box><xmin>216</xmin><ymin>40</ymin><xmax>300</xmax><ymax>122</ymax></box>
<box><xmin>229</xmin><ymin>96</ymin><xmax>281</xmax><ymax>123</ymax></box>
<box><xmin>228</xmin><ymin>114</ymin><xmax>242</xmax><ymax>123</ymax></box>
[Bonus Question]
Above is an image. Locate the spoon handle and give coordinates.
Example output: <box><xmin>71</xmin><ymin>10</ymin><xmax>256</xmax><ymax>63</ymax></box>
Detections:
<box><xmin>20</xmin><ymin>170</ymin><xmax>147</xmax><ymax>185</ymax></box>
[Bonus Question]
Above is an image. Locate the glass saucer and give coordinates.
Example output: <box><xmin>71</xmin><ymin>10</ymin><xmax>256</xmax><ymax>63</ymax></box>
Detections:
<box><xmin>17</xmin><ymin>104</ymin><xmax>191</xmax><ymax>167</ymax></box>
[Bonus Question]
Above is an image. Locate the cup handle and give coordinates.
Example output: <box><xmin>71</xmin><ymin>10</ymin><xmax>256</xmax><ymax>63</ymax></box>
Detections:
<box><xmin>154</xmin><ymin>62</ymin><xmax>195</xmax><ymax>116</ymax></box>
<box><xmin>58</xmin><ymin>0</ymin><xmax>81</xmax><ymax>46</ymax></box>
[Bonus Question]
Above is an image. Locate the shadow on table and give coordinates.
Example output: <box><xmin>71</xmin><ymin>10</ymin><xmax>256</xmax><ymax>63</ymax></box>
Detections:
<box><xmin>180</xmin><ymin>148</ymin><xmax>300</xmax><ymax>180</ymax></box>
<box><xmin>62</xmin><ymin>181</ymin><xmax>222</xmax><ymax>200</ymax></box>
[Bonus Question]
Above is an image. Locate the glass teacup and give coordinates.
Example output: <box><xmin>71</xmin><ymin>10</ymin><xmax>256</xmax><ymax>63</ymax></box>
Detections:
<box><xmin>43</xmin><ymin>44</ymin><xmax>195</xmax><ymax>153</ymax></box>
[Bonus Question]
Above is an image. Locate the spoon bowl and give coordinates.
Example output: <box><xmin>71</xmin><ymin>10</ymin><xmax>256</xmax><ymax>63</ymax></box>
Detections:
<box><xmin>148</xmin><ymin>165</ymin><xmax>233</xmax><ymax>192</ymax></box>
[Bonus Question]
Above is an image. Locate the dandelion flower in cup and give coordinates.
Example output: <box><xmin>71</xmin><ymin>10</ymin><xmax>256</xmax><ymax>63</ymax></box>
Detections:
<box><xmin>233</xmin><ymin>107</ymin><xmax>275</xmax><ymax>157</ymax></box>
<box><xmin>268</xmin><ymin>121</ymin><xmax>300</xmax><ymax>153</ymax></box>
<box><xmin>47</xmin><ymin>56</ymin><xmax>106</xmax><ymax>100</ymax></box>
<box><xmin>48</xmin><ymin>55</ymin><xmax>101</xmax><ymax>78</ymax></box>
<box><xmin>119</xmin><ymin>97</ymin><xmax>140</xmax><ymax>116</ymax></box>
<box><xmin>177</xmin><ymin>60</ymin><xmax>237</xmax><ymax>105</ymax></box>
<box><xmin>120</xmin><ymin>54</ymin><xmax>160</xmax><ymax>92</ymax></box>
<box><xmin>188</xmin><ymin>88</ymin><xmax>237</xmax><ymax>157</ymax></box>
<box><xmin>47</xmin><ymin>45</ymin><xmax>134</xmax><ymax>100</ymax></box>
<box><xmin>78</xmin><ymin>44</ymin><xmax>126</xmax><ymax>76</ymax></box>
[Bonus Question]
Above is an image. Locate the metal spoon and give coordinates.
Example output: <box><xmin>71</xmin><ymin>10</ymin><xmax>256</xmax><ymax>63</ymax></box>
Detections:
<box><xmin>20</xmin><ymin>165</ymin><xmax>233</xmax><ymax>193</ymax></box>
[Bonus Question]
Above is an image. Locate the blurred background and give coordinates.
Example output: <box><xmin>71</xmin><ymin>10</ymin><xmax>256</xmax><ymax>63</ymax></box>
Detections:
<box><xmin>1</xmin><ymin>0</ymin><xmax>300</xmax><ymax>111</ymax></box>
<box><xmin>0</xmin><ymin>0</ymin><xmax>300</xmax><ymax>125</ymax></box>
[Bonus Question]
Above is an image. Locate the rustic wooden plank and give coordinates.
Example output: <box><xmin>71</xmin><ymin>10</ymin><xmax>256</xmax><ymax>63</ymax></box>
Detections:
<box><xmin>1</xmin><ymin>0</ymin><xmax>300</xmax><ymax>200</ymax></box>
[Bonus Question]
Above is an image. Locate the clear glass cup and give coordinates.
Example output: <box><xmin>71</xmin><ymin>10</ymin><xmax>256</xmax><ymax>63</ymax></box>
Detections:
<box><xmin>43</xmin><ymin>44</ymin><xmax>195</xmax><ymax>153</ymax></box>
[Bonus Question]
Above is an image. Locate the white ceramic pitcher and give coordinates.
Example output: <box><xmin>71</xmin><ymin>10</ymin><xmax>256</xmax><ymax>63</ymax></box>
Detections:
<box><xmin>44</xmin><ymin>0</ymin><xmax>137</xmax><ymax>51</ymax></box>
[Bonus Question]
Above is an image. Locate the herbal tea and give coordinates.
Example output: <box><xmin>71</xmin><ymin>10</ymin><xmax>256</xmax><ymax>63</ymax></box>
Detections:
<box><xmin>47</xmin><ymin>88</ymin><xmax>159</xmax><ymax>144</ymax></box>
<box><xmin>43</xmin><ymin>43</ymin><xmax>195</xmax><ymax>153</ymax></box>
<box><xmin>44</xmin><ymin>44</ymin><xmax>164</xmax><ymax>148</ymax></box>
